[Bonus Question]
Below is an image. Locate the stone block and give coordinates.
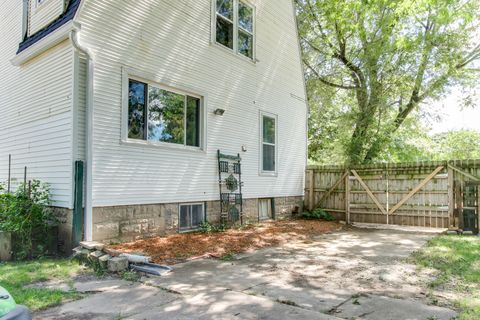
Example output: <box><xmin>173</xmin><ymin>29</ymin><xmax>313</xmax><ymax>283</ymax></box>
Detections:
<box><xmin>98</xmin><ymin>254</ymin><xmax>111</xmax><ymax>268</ymax></box>
<box><xmin>108</xmin><ymin>256</ymin><xmax>129</xmax><ymax>273</ymax></box>
<box><xmin>89</xmin><ymin>250</ymin><xmax>105</xmax><ymax>261</ymax></box>
<box><xmin>74</xmin><ymin>248</ymin><xmax>91</xmax><ymax>261</ymax></box>
<box><xmin>80</xmin><ymin>241</ymin><xmax>105</xmax><ymax>250</ymax></box>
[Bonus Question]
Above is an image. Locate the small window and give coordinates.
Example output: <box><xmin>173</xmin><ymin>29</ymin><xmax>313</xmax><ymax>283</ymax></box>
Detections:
<box><xmin>127</xmin><ymin>79</ymin><xmax>202</xmax><ymax>148</ymax></box>
<box><xmin>261</xmin><ymin>113</ymin><xmax>277</xmax><ymax>173</ymax></box>
<box><xmin>214</xmin><ymin>0</ymin><xmax>255</xmax><ymax>60</ymax></box>
<box><xmin>179</xmin><ymin>204</ymin><xmax>205</xmax><ymax>231</ymax></box>
<box><xmin>259</xmin><ymin>199</ymin><xmax>273</xmax><ymax>221</ymax></box>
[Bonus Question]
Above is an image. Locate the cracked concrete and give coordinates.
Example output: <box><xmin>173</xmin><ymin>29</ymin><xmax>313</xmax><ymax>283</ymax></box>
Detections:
<box><xmin>35</xmin><ymin>226</ymin><xmax>458</xmax><ymax>320</ymax></box>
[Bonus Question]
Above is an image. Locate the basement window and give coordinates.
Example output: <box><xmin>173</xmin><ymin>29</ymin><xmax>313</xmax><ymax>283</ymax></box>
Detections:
<box><xmin>179</xmin><ymin>204</ymin><xmax>205</xmax><ymax>231</ymax></box>
<box><xmin>258</xmin><ymin>198</ymin><xmax>273</xmax><ymax>221</ymax></box>
<box><xmin>127</xmin><ymin>79</ymin><xmax>202</xmax><ymax>148</ymax></box>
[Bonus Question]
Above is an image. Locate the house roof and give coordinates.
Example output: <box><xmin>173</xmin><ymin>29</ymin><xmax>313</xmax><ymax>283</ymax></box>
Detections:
<box><xmin>17</xmin><ymin>0</ymin><xmax>82</xmax><ymax>54</ymax></box>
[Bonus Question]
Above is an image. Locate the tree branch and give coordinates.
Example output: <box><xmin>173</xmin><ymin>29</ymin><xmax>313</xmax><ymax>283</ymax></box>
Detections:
<box><xmin>304</xmin><ymin>60</ymin><xmax>359</xmax><ymax>90</ymax></box>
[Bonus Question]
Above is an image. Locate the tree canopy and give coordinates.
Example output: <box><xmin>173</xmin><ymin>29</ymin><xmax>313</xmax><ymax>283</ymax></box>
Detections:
<box><xmin>297</xmin><ymin>0</ymin><xmax>480</xmax><ymax>164</ymax></box>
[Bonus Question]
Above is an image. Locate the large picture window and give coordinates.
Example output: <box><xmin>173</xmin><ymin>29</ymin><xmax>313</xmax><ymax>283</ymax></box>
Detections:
<box><xmin>261</xmin><ymin>113</ymin><xmax>277</xmax><ymax>173</ymax></box>
<box><xmin>127</xmin><ymin>79</ymin><xmax>202</xmax><ymax>148</ymax></box>
<box><xmin>214</xmin><ymin>0</ymin><xmax>255</xmax><ymax>60</ymax></box>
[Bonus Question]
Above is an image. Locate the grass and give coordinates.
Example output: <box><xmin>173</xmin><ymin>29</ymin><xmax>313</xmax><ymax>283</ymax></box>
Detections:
<box><xmin>0</xmin><ymin>259</ymin><xmax>90</xmax><ymax>311</ymax></box>
<box><xmin>412</xmin><ymin>235</ymin><xmax>480</xmax><ymax>320</ymax></box>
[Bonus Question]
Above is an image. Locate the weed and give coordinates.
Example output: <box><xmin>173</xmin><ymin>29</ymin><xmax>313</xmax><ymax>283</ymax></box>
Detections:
<box><xmin>220</xmin><ymin>253</ymin><xmax>236</xmax><ymax>261</ymax></box>
<box><xmin>302</xmin><ymin>209</ymin><xmax>335</xmax><ymax>221</ymax></box>
<box><xmin>413</xmin><ymin>235</ymin><xmax>480</xmax><ymax>319</ymax></box>
<box><xmin>121</xmin><ymin>270</ymin><xmax>140</xmax><ymax>282</ymax></box>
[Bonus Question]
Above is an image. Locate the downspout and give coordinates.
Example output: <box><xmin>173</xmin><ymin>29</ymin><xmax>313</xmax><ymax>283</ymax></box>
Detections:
<box><xmin>70</xmin><ymin>29</ymin><xmax>94</xmax><ymax>241</ymax></box>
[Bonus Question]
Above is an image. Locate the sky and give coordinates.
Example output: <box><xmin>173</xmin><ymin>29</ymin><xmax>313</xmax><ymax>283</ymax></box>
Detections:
<box><xmin>425</xmin><ymin>86</ymin><xmax>480</xmax><ymax>134</ymax></box>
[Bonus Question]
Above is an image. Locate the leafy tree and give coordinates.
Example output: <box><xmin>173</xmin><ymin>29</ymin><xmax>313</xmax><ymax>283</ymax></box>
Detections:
<box><xmin>297</xmin><ymin>0</ymin><xmax>480</xmax><ymax>164</ymax></box>
<box><xmin>430</xmin><ymin>130</ymin><xmax>480</xmax><ymax>160</ymax></box>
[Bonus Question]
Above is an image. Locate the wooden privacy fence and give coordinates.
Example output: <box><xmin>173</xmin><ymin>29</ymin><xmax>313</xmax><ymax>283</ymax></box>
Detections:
<box><xmin>305</xmin><ymin>159</ymin><xmax>480</xmax><ymax>229</ymax></box>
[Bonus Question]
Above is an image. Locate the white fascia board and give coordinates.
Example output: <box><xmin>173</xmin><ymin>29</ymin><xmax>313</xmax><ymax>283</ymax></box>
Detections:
<box><xmin>11</xmin><ymin>21</ymin><xmax>81</xmax><ymax>66</ymax></box>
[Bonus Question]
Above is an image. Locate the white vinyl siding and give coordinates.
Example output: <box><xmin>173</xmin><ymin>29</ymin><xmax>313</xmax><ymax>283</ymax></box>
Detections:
<box><xmin>76</xmin><ymin>0</ymin><xmax>307</xmax><ymax>207</ymax></box>
<box><xmin>0</xmin><ymin>0</ymin><xmax>75</xmax><ymax>208</ymax></box>
<box><xmin>28</xmin><ymin>0</ymin><xmax>64</xmax><ymax>36</ymax></box>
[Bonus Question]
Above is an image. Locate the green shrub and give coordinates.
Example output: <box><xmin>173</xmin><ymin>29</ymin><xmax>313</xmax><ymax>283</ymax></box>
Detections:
<box><xmin>302</xmin><ymin>208</ymin><xmax>335</xmax><ymax>221</ymax></box>
<box><xmin>0</xmin><ymin>180</ymin><xmax>57</xmax><ymax>260</ymax></box>
<box><xmin>199</xmin><ymin>221</ymin><xmax>226</xmax><ymax>233</ymax></box>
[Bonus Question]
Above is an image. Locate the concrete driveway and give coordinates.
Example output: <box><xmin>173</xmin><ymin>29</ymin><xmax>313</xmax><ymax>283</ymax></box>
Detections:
<box><xmin>37</xmin><ymin>226</ymin><xmax>457</xmax><ymax>320</ymax></box>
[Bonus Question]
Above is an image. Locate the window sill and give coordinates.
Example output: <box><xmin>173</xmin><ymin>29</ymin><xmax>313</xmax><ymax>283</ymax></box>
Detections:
<box><xmin>210</xmin><ymin>41</ymin><xmax>257</xmax><ymax>65</ymax></box>
<box><xmin>178</xmin><ymin>227</ymin><xmax>203</xmax><ymax>234</ymax></box>
<box><xmin>120</xmin><ymin>139</ymin><xmax>206</xmax><ymax>154</ymax></box>
<box><xmin>259</xmin><ymin>171</ymin><xmax>278</xmax><ymax>177</ymax></box>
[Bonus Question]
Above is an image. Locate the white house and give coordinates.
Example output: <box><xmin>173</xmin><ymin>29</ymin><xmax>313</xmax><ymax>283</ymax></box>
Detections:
<box><xmin>0</xmin><ymin>0</ymin><xmax>307</xmax><ymax>249</ymax></box>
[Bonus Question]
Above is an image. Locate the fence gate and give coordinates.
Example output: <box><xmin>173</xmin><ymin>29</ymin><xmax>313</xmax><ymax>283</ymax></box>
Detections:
<box><xmin>306</xmin><ymin>160</ymin><xmax>480</xmax><ymax>229</ymax></box>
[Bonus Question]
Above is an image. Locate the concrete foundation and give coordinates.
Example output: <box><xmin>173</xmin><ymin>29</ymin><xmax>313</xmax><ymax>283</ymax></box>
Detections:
<box><xmin>92</xmin><ymin>196</ymin><xmax>304</xmax><ymax>243</ymax></box>
<box><xmin>52</xmin><ymin>207</ymin><xmax>75</xmax><ymax>255</ymax></box>
<box><xmin>0</xmin><ymin>231</ymin><xmax>12</xmax><ymax>261</ymax></box>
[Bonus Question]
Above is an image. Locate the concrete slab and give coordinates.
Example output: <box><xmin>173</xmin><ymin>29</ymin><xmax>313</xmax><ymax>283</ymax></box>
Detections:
<box><xmin>127</xmin><ymin>290</ymin><xmax>342</xmax><ymax>320</ymax></box>
<box><xmin>73</xmin><ymin>279</ymin><xmax>134</xmax><ymax>293</ymax></box>
<box><xmin>244</xmin><ymin>282</ymin><xmax>352</xmax><ymax>313</ymax></box>
<box><xmin>36</xmin><ymin>283</ymin><xmax>179</xmax><ymax>319</ymax></box>
<box><xmin>146</xmin><ymin>258</ymin><xmax>271</xmax><ymax>294</ymax></box>
<box><xmin>333</xmin><ymin>294</ymin><xmax>458</xmax><ymax>320</ymax></box>
<box><xmin>36</xmin><ymin>227</ymin><xmax>459</xmax><ymax>320</ymax></box>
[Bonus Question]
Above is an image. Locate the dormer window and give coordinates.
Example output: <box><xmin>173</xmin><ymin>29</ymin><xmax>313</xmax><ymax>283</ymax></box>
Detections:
<box><xmin>214</xmin><ymin>0</ymin><xmax>255</xmax><ymax>60</ymax></box>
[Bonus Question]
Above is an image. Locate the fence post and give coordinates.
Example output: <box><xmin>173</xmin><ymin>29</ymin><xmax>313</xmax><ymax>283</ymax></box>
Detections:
<box><xmin>309</xmin><ymin>169</ymin><xmax>314</xmax><ymax>211</ymax></box>
<box><xmin>447</xmin><ymin>165</ymin><xmax>455</xmax><ymax>228</ymax></box>
<box><xmin>345</xmin><ymin>170</ymin><xmax>350</xmax><ymax>224</ymax></box>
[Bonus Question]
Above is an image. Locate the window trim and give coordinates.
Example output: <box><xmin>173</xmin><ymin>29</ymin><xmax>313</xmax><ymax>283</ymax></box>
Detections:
<box><xmin>259</xmin><ymin>111</ymin><xmax>278</xmax><ymax>176</ymax></box>
<box><xmin>178</xmin><ymin>203</ymin><xmax>206</xmax><ymax>232</ymax></box>
<box><xmin>211</xmin><ymin>0</ymin><xmax>256</xmax><ymax>62</ymax></box>
<box><xmin>121</xmin><ymin>67</ymin><xmax>207</xmax><ymax>153</ymax></box>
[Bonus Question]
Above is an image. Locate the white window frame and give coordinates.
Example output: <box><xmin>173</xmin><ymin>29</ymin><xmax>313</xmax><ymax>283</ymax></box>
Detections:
<box><xmin>259</xmin><ymin>111</ymin><xmax>278</xmax><ymax>176</ymax></box>
<box><xmin>34</xmin><ymin>0</ymin><xmax>47</xmax><ymax>10</ymax></box>
<box><xmin>211</xmin><ymin>0</ymin><xmax>256</xmax><ymax>62</ymax></box>
<box><xmin>179</xmin><ymin>203</ymin><xmax>206</xmax><ymax>232</ymax></box>
<box><xmin>121</xmin><ymin>67</ymin><xmax>207</xmax><ymax>153</ymax></box>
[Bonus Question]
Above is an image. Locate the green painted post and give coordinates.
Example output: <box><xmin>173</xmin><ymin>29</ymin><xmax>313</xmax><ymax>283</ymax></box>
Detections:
<box><xmin>72</xmin><ymin>161</ymin><xmax>84</xmax><ymax>246</ymax></box>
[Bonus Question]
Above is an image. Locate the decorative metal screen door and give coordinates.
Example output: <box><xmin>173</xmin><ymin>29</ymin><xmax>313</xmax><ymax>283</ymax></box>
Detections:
<box><xmin>217</xmin><ymin>150</ymin><xmax>243</xmax><ymax>224</ymax></box>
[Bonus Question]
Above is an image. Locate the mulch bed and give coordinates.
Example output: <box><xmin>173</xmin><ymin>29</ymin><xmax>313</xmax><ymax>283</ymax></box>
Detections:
<box><xmin>110</xmin><ymin>219</ymin><xmax>342</xmax><ymax>265</ymax></box>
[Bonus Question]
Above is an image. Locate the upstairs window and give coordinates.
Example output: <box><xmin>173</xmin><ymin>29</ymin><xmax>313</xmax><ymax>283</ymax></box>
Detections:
<box><xmin>214</xmin><ymin>0</ymin><xmax>255</xmax><ymax>60</ymax></box>
<box><xmin>127</xmin><ymin>79</ymin><xmax>202</xmax><ymax>148</ymax></box>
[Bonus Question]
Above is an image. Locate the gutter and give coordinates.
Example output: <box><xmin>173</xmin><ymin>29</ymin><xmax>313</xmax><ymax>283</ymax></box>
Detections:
<box><xmin>70</xmin><ymin>29</ymin><xmax>94</xmax><ymax>241</ymax></box>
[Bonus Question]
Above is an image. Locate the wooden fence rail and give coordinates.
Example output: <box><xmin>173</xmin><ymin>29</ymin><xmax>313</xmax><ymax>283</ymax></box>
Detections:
<box><xmin>305</xmin><ymin>159</ymin><xmax>480</xmax><ymax>229</ymax></box>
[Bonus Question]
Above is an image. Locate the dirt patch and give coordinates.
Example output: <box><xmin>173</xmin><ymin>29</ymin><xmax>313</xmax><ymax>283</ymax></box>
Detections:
<box><xmin>110</xmin><ymin>220</ymin><xmax>342</xmax><ymax>265</ymax></box>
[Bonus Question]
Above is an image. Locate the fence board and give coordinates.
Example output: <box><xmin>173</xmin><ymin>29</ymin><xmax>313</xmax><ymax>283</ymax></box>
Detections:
<box><xmin>305</xmin><ymin>159</ymin><xmax>480</xmax><ymax>228</ymax></box>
